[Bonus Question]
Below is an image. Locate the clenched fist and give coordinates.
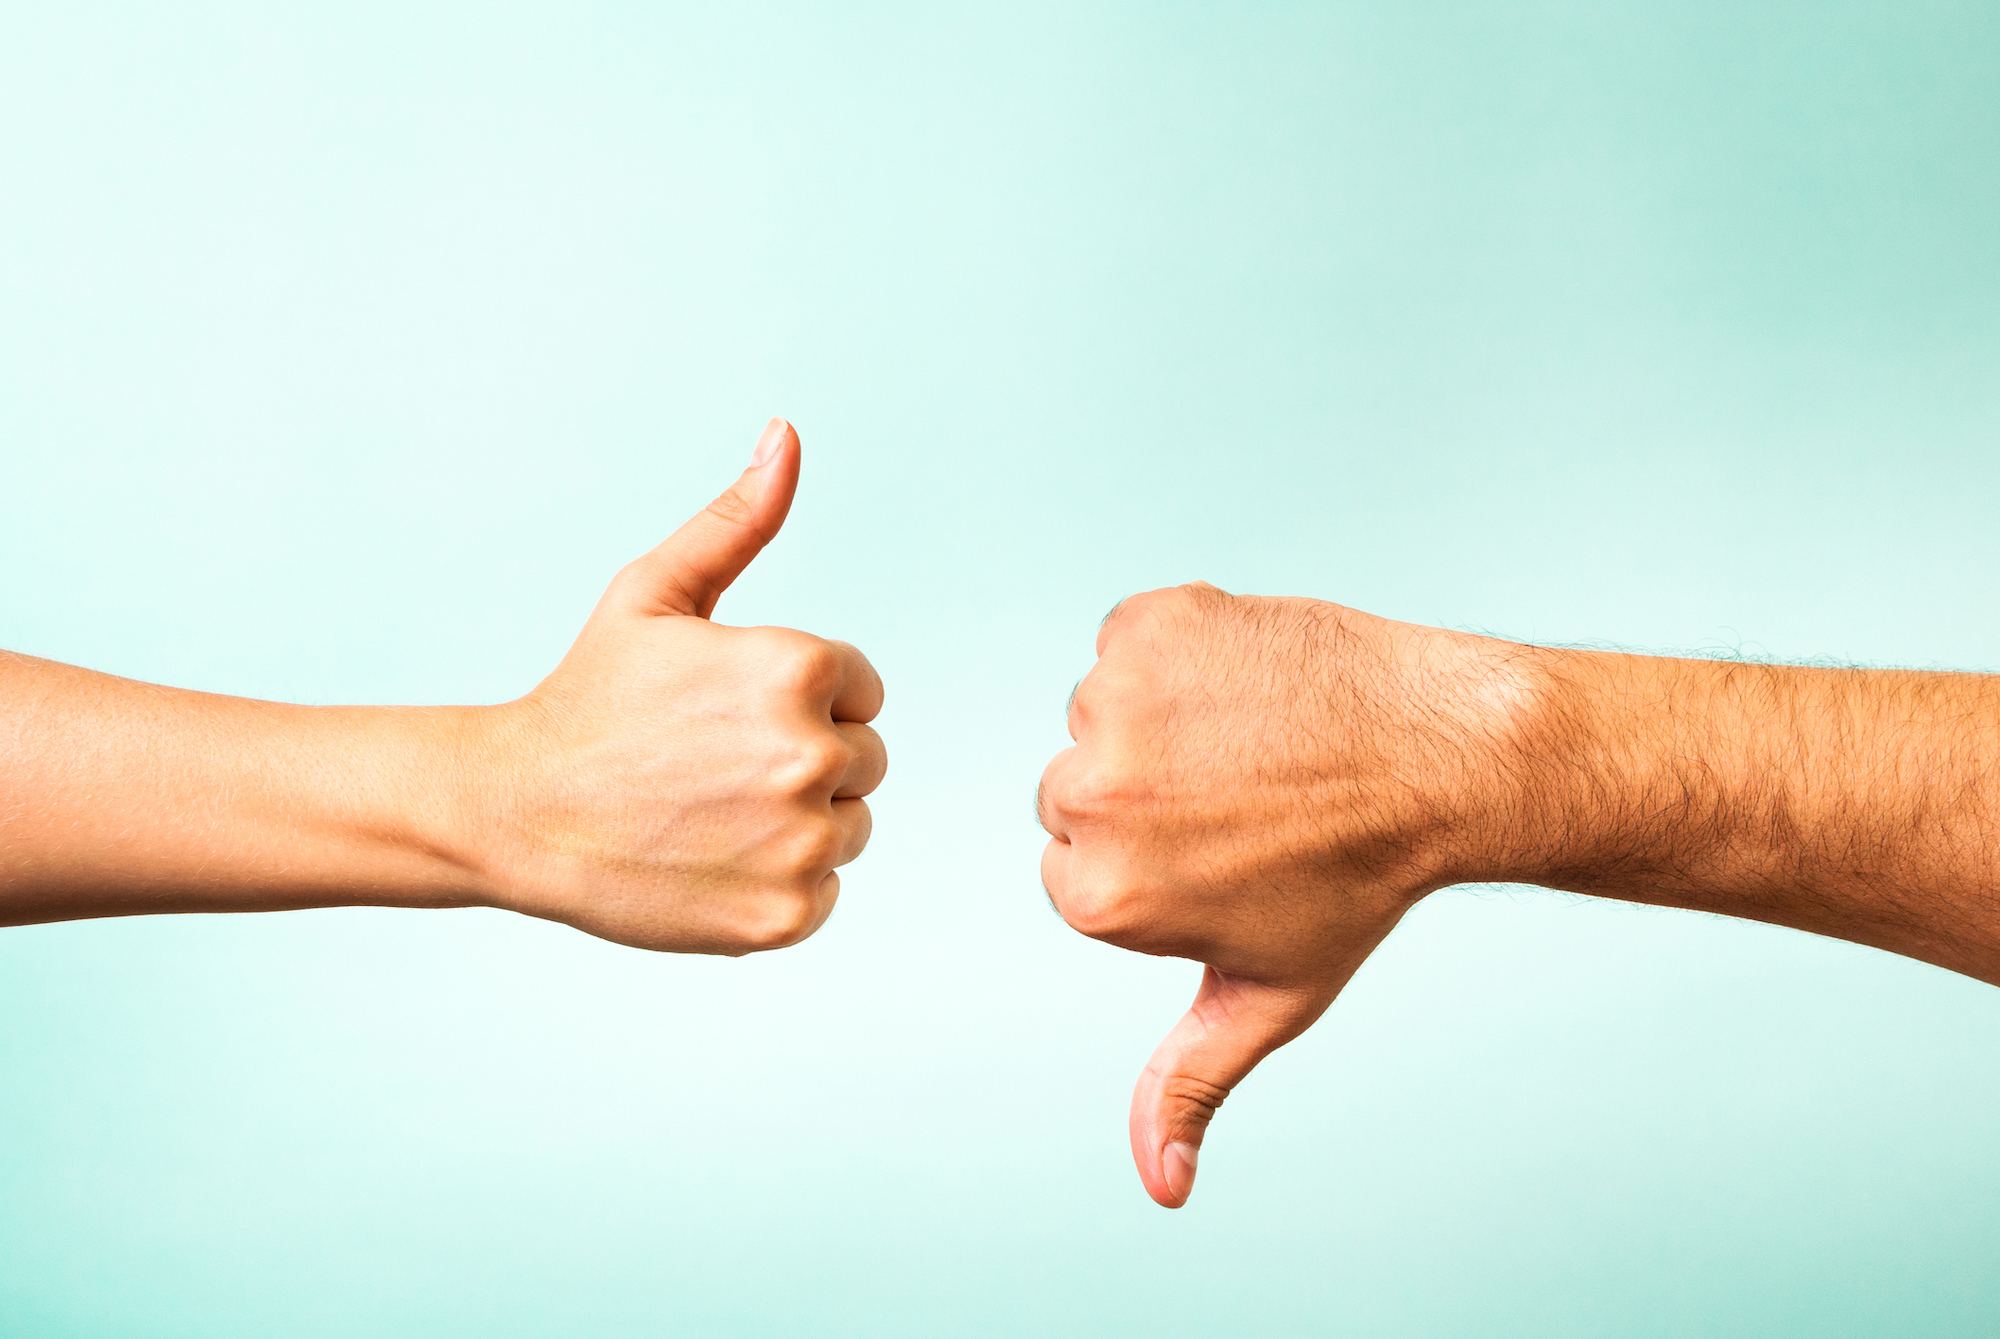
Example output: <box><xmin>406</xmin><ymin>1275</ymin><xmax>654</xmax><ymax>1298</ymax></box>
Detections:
<box><xmin>0</xmin><ymin>418</ymin><xmax>885</xmax><ymax>951</ymax></box>
<box><xmin>1040</xmin><ymin>581</ymin><xmax>2000</xmax><ymax>1211</ymax></box>
<box><xmin>1037</xmin><ymin>584</ymin><xmax>1538</xmax><ymax>1206</ymax></box>
<box><xmin>472</xmin><ymin>418</ymin><xmax>887</xmax><ymax>953</ymax></box>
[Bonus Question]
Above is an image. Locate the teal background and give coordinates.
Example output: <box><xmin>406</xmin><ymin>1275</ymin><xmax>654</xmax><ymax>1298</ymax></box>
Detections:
<box><xmin>3</xmin><ymin>2</ymin><xmax>1999</xmax><ymax>1334</ymax></box>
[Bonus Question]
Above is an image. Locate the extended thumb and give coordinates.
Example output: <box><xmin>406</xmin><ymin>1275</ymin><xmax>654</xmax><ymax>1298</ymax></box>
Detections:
<box><xmin>1129</xmin><ymin>967</ymin><xmax>1332</xmax><ymax>1209</ymax></box>
<box><xmin>624</xmin><ymin>418</ymin><xmax>800</xmax><ymax>618</ymax></box>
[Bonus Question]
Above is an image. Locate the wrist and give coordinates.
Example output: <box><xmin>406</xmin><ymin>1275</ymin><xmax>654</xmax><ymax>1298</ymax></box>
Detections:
<box><xmin>1485</xmin><ymin>646</ymin><xmax>1763</xmax><ymax>902</ymax></box>
<box><xmin>1351</xmin><ymin>619</ymin><xmax>1578</xmax><ymax>896</ymax></box>
<box><xmin>418</xmin><ymin>696</ymin><xmax>581</xmax><ymax>922</ymax></box>
<box><xmin>370</xmin><ymin>703</ymin><xmax>519</xmax><ymax>912</ymax></box>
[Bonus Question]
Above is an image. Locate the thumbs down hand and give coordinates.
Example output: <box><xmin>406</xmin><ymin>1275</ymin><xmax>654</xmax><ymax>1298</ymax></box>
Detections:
<box><xmin>476</xmin><ymin>418</ymin><xmax>887</xmax><ymax>954</ymax></box>
<box><xmin>1037</xmin><ymin>584</ymin><xmax>1540</xmax><ymax>1206</ymax></box>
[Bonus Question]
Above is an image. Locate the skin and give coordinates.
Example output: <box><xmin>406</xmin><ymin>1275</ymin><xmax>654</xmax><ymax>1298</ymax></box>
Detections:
<box><xmin>0</xmin><ymin>418</ymin><xmax>888</xmax><ymax>955</ymax></box>
<box><xmin>1037</xmin><ymin>582</ymin><xmax>2000</xmax><ymax>1208</ymax></box>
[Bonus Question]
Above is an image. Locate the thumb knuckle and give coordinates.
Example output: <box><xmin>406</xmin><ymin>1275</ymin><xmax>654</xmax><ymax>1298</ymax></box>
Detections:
<box><xmin>703</xmin><ymin>485</ymin><xmax>757</xmax><ymax>528</ymax></box>
<box><xmin>1162</xmin><ymin>1074</ymin><xmax>1232</xmax><ymax>1123</ymax></box>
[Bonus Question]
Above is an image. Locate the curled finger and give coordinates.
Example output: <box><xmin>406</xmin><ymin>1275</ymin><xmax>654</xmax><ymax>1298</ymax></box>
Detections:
<box><xmin>834</xmin><ymin>721</ymin><xmax>887</xmax><ymax>798</ymax></box>
<box><xmin>830</xmin><ymin>796</ymin><xmax>873</xmax><ymax>867</ymax></box>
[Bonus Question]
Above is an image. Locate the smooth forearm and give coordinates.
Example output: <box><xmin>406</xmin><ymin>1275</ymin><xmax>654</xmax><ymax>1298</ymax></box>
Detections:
<box><xmin>0</xmin><ymin>652</ymin><xmax>493</xmax><ymax>925</ymax></box>
<box><xmin>0</xmin><ymin>425</ymin><xmax>878</xmax><ymax>951</ymax></box>
<box><xmin>1492</xmin><ymin>647</ymin><xmax>2000</xmax><ymax>983</ymax></box>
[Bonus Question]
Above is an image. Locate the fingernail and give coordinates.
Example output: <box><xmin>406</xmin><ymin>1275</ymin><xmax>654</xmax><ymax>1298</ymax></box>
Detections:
<box><xmin>750</xmin><ymin>418</ymin><xmax>787</xmax><ymax>468</ymax></box>
<box><xmin>1163</xmin><ymin>1141</ymin><xmax>1199</xmax><ymax>1205</ymax></box>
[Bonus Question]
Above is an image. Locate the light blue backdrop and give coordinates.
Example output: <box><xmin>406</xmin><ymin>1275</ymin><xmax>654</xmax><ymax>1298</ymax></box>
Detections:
<box><xmin>3</xmin><ymin>3</ymin><xmax>1998</xmax><ymax>1335</ymax></box>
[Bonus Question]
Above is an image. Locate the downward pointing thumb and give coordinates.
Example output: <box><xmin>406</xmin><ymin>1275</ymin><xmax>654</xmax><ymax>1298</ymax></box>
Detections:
<box><xmin>625</xmin><ymin>418</ymin><xmax>800</xmax><ymax>618</ymax></box>
<box><xmin>1130</xmin><ymin>967</ymin><xmax>1334</xmax><ymax>1209</ymax></box>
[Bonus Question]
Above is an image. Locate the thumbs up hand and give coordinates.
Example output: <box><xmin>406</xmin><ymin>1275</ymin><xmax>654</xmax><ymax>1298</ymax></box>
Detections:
<box><xmin>476</xmin><ymin>419</ymin><xmax>887</xmax><ymax>955</ymax></box>
<box><xmin>1037</xmin><ymin>584</ymin><xmax>1539</xmax><ymax>1206</ymax></box>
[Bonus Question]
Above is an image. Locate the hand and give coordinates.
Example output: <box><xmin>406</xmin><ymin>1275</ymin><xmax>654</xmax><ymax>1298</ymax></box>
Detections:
<box><xmin>1037</xmin><ymin>583</ymin><xmax>1536</xmax><ymax>1206</ymax></box>
<box><xmin>473</xmin><ymin>418</ymin><xmax>887</xmax><ymax>954</ymax></box>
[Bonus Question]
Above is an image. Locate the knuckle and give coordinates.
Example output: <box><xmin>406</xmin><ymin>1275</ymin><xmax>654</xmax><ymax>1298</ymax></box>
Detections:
<box><xmin>605</xmin><ymin>559</ymin><xmax>654</xmax><ymax>604</ymax></box>
<box><xmin>824</xmin><ymin>637</ymin><xmax>866</xmax><ymax>667</ymax></box>
<box><xmin>1055</xmin><ymin>763</ymin><xmax>1139</xmax><ymax>824</ymax></box>
<box><xmin>1162</xmin><ymin>1075</ymin><xmax>1231</xmax><ymax>1131</ymax></box>
<box><xmin>1072</xmin><ymin>667</ymin><xmax>1144</xmax><ymax>721</ymax></box>
<box><xmin>1099</xmin><ymin>586</ymin><xmax>1197</xmax><ymax>653</ymax></box>
<box><xmin>1129</xmin><ymin>586</ymin><xmax>1187</xmax><ymax>617</ymax></box>
<box><xmin>1054</xmin><ymin>881</ymin><xmax>1139</xmax><ymax>941</ymax></box>
<box><xmin>1100</xmin><ymin>593</ymin><xmax>1145</xmax><ymax>635</ymax></box>
<box><xmin>777</xmin><ymin>735</ymin><xmax>849</xmax><ymax>792</ymax></box>
<box><xmin>703</xmin><ymin>484</ymin><xmax>756</xmax><ymax>528</ymax></box>
<box><xmin>1039</xmin><ymin>786</ymin><xmax>1071</xmax><ymax>831</ymax></box>
<box><xmin>766</xmin><ymin>634</ymin><xmax>840</xmax><ymax>695</ymax></box>
<box><xmin>1116</xmin><ymin>588</ymin><xmax>1161</xmax><ymax>614</ymax></box>
<box><xmin>781</xmin><ymin>815</ymin><xmax>844</xmax><ymax>872</ymax></box>
<box><xmin>738</xmin><ymin>890</ymin><xmax>820</xmax><ymax>951</ymax></box>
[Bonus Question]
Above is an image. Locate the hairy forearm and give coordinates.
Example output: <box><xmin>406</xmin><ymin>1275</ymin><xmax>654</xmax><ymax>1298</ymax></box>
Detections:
<box><xmin>0</xmin><ymin>651</ymin><xmax>491</xmax><ymax>925</ymax></box>
<box><xmin>1495</xmin><ymin>648</ymin><xmax>2000</xmax><ymax>984</ymax></box>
